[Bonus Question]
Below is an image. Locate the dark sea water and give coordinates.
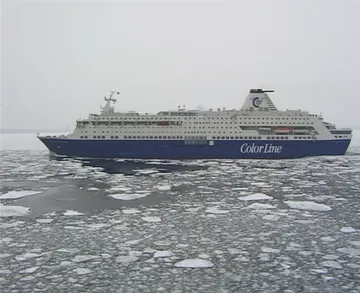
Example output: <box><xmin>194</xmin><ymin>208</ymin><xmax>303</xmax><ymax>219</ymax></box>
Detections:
<box><xmin>1</xmin><ymin>133</ymin><xmax>360</xmax><ymax>293</ymax></box>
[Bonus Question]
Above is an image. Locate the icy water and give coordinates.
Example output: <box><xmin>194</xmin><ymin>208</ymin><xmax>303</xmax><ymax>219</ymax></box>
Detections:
<box><xmin>1</xmin><ymin>133</ymin><xmax>360</xmax><ymax>293</ymax></box>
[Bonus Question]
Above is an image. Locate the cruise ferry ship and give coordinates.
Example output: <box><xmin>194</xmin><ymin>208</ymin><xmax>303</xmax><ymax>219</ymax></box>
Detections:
<box><xmin>38</xmin><ymin>89</ymin><xmax>352</xmax><ymax>159</ymax></box>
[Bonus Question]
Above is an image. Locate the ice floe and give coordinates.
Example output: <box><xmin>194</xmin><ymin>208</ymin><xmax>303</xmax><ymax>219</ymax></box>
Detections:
<box><xmin>205</xmin><ymin>206</ymin><xmax>230</xmax><ymax>214</ymax></box>
<box><xmin>0</xmin><ymin>204</ymin><xmax>30</xmax><ymax>217</ymax></box>
<box><xmin>122</xmin><ymin>208</ymin><xmax>141</xmax><ymax>214</ymax></box>
<box><xmin>245</xmin><ymin>203</ymin><xmax>276</xmax><ymax>210</ymax></box>
<box><xmin>0</xmin><ymin>190</ymin><xmax>41</xmax><ymax>199</ymax></box>
<box><xmin>110</xmin><ymin>193</ymin><xmax>149</xmax><ymax>200</ymax></box>
<box><xmin>116</xmin><ymin>255</ymin><xmax>139</xmax><ymax>263</ymax></box>
<box><xmin>284</xmin><ymin>201</ymin><xmax>332</xmax><ymax>211</ymax></box>
<box><xmin>340</xmin><ymin>227</ymin><xmax>357</xmax><ymax>233</ymax></box>
<box><xmin>238</xmin><ymin>193</ymin><xmax>273</xmax><ymax>201</ymax></box>
<box><xmin>142</xmin><ymin>216</ymin><xmax>161</xmax><ymax>222</ymax></box>
<box><xmin>174</xmin><ymin>258</ymin><xmax>214</xmax><ymax>268</ymax></box>
<box><xmin>63</xmin><ymin>210</ymin><xmax>83</xmax><ymax>216</ymax></box>
<box><xmin>153</xmin><ymin>251</ymin><xmax>173</xmax><ymax>258</ymax></box>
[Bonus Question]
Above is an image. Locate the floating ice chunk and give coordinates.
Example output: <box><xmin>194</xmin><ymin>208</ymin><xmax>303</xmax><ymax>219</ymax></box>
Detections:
<box><xmin>72</xmin><ymin>255</ymin><xmax>99</xmax><ymax>263</ymax></box>
<box><xmin>322</xmin><ymin>254</ymin><xmax>339</xmax><ymax>260</ymax></box>
<box><xmin>205</xmin><ymin>207</ymin><xmax>230</xmax><ymax>214</ymax></box>
<box><xmin>198</xmin><ymin>253</ymin><xmax>210</xmax><ymax>259</ymax></box>
<box><xmin>154</xmin><ymin>240</ymin><xmax>172</xmax><ymax>246</ymax></box>
<box><xmin>245</xmin><ymin>203</ymin><xmax>276</xmax><ymax>210</ymax></box>
<box><xmin>0</xmin><ymin>204</ymin><xmax>30</xmax><ymax>217</ymax></box>
<box><xmin>284</xmin><ymin>201</ymin><xmax>331</xmax><ymax>211</ymax></box>
<box><xmin>87</xmin><ymin>187</ymin><xmax>99</xmax><ymax>191</ymax></box>
<box><xmin>283</xmin><ymin>194</ymin><xmax>306</xmax><ymax>198</ymax></box>
<box><xmin>174</xmin><ymin>258</ymin><xmax>214</xmax><ymax>268</ymax></box>
<box><xmin>238</xmin><ymin>193</ymin><xmax>272</xmax><ymax>201</ymax></box>
<box><xmin>116</xmin><ymin>255</ymin><xmax>138</xmax><ymax>263</ymax></box>
<box><xmin>63</xmin><ymin>210</ymin><xmax>83</xmax><ymax>216</ymax></box>
<box><xmin>36</xmin><ymin>218</ymin><xmax>53</xmax><ymax>224</ymax></box>
<box><xmin>19</xmin><ymin>267</ymin><xmax>39</xmax><ymax>274</ymax></box>
<box><xmin>20</xmin><ymin>276</ymin><xmax>35</xmax><ymax>281</ymax></box>
<box><xmin>321</xmin><ymin>261</ymin><xmax>342</xmax><ymax>269</ymax></box>
<box><xmin>154</xmin><ymin>251</ymin><xmax>173</xmax><ymax>258</ymax></box>
<box><xmin>321</xmin><ymin>236</ymin><xmax>336</xmax><ymax>242</ymax></box>
<box><xmin>73</xmin><ymin>268</ymin><xmax>92</xmax><ymax>275</ymax></box>
<box><xmin>156</xmin><ymin>184</ymin><xmax>171</xmax><ymax>191</ymax></box>
<box><xmin>110</xmin><ymin>193</ymin><xmax>149</xmax><ymax>200</ymax></box>
<box><xmin>108</xmin><ymin>186</ymin><xmax>132</xmax><ymax>192</ymax></box>
<box><xmin>340</xmin><ymin>227</ymin><xmax>356</xmax><ymax>233</ymax></box>
<box><xmin>122</xmin><ymin>209</ymin><xmax>141</xmax><ymax>214</ymax></box>
<box><xmin>262</xmin><ymin>214</ymin><xmax>280</xmax><ymax>221</ymax></box>
<box><xmin>0</xmin><ymin>190</ymin><xmax>41</xmax><ymax>199</ymax></box>
<box><xmin>312</xmin><ymin>268</ymin><xmax>328</xmax><ymax>274</ymax></box>
<box><xmin>125</xmin><ymin>239</ymin><xmax>141</xmax><ymax>246</ymax></box>
<box><xmin>228</xmin><ymin>248</ymin><xmax>242</xmax><ymax>255</ymax></box>
<box><xmin>0</xmin><ymin>269</ymin><xmax>11</xmax><ymax>275</ymax></box>
<box><xmin>350</xmin><ymin>241</ymin><xmax>360</xmax><ymax>247</ymax></box>
<box><xmin>142</xmin><ymin>216</ymin><xmax>161</xmax><ymax>223</ymax></box>
<box><xmin>185</xmin><ymin>207</ymin><xmax>201</xmax><ymax>212</ymax></box>
<box><xmin>15</xmin><ymin>252</ymin><xmax>41</xmax><ymax>261</ymax></box>
<box><xmin>337</xmin><ymin>247</ymin><xmax>360</xmax><ymax>257</ymax></box>
<box><xmin>261</xmin><ymin>247</ymin><xmax>280</xmax><ymax>254</ymax></box>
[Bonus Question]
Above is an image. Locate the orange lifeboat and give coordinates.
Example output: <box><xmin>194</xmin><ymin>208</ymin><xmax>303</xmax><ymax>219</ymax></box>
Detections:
<box><xmin>275</xmin><ymin>127</ymin><xmax>291</xmax><ymax>133</ymax></box>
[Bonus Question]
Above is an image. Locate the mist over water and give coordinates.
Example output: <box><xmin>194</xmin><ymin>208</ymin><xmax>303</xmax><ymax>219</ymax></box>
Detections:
<box><xmin>0</xmin><ymin>132</ymin><xmax>359</xmax><ymax>292</ymax></box>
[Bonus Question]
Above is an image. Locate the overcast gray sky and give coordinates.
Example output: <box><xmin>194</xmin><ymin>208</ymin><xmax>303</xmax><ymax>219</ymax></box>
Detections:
<box><xmin>1</xmin><ymin>0</ymin><xmax>360</xmax><ymax>130</ymax></box>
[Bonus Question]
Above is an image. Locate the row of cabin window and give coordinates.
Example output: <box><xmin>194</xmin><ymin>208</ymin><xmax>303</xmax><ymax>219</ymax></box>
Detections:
<box><xmin>92</xmin><ymin>116</ymin><xmax>312</xmax><ymax>120</ymax></box>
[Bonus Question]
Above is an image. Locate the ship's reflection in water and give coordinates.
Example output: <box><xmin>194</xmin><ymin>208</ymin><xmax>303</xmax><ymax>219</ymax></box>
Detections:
<box><xmin>49</xmin><ymin>154</ymin><xmax>209</xmax><ymax>175</ymax></box>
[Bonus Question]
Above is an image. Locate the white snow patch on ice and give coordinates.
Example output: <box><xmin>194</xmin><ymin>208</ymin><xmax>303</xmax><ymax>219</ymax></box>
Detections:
<box><xmin>0</xmin><ymin>190</ymin><xmax>41</xmax><ymax>199</ymax></box>
<box><xmin>110</xmin><ymin>193</ymin><xmax>149</xmax><ymax>200</ymax></box>
<box><xmin>87</xmin><ymin>187</ymin><xmax>99</xmax><ymax>191</ymax></box>
<box><xmin>0</xmin><ymin>204</ymin><xmax>30</xmax><ymax>217</ymax></box>
<box><xmin>238</xmin><ymin>193</ymin><xmax>272</xmax><ymax>201</ymax></box>
<box><xmin>284</xmin><ymin>201</ymin><xmax>331</xmax><ymax>211</ymax></box>
<box><xmin>174</xmin><ymin>258</ymin><xmax>214</xmax><ymax>268</ymax></box>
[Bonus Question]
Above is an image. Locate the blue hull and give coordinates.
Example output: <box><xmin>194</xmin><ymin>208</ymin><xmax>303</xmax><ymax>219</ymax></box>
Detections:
<box><xmin>38</xmin><ymin>137</ymin><xmax>351</xmax><ymax>160</ymax></box>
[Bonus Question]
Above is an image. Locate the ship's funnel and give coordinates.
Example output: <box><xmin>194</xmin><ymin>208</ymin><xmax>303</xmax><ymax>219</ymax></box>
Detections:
<box><xmin>240</xmin><ymin>89</ymin><xmax>278</xmax><ymax>112</ymax></box>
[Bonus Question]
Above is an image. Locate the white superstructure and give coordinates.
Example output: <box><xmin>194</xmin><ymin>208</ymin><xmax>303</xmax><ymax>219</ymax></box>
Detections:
<box><xmin>67</xmin><ymin>89</ymin><xmax>352</xmax><ymax>142</ymax></box>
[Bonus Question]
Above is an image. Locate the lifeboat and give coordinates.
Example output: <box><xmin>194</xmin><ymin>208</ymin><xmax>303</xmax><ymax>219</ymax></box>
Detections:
<box><xmin>275</xmin><ymin>127</ymin><xmax>291</xmax><ymax>134</ymax></box>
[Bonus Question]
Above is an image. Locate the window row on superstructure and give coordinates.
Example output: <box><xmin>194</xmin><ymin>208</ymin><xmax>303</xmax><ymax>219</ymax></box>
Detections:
<box><xmin>78</xmin><ymin>135</ymin><xmax>315</xmax><ymax>140</ymax></box>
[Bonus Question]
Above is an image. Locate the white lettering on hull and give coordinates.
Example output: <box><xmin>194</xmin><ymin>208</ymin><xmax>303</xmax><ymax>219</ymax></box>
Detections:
<box><xmin>240</xmin><ymin>143</ymin><xmax>283</xmax><ymax>154</ymax></box>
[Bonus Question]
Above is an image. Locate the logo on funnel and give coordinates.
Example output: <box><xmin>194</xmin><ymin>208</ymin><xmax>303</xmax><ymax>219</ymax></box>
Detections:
<box><xmin>252</xmin><ymin>97</ymin><xmax>262</xmax><ymax>108</ymax></box>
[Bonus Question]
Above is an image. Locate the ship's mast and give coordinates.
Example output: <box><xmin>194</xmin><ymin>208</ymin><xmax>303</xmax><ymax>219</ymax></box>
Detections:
<box><xmin>101</xmin><ymin>91</ymin><xmax>119</xmax><ymax>114</ymax></box>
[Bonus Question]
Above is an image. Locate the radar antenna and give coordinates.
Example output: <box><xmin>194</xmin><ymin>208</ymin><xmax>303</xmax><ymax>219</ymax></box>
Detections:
<box><xmin>101</xmin><ymin>91</ymin><xmax>120</xmax><ymax>114</ymax></box>
<box><xmin>105</xmin><ymin>91</ymin><xmax>120</xmax><ymax>103</ymax></box>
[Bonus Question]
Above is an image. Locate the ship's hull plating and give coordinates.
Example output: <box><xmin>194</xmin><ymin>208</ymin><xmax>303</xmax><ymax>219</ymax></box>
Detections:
<box><xmin>38</xmin><ymin>137</ymin><xmax>351</xmax><ymax>160</ymax></box>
